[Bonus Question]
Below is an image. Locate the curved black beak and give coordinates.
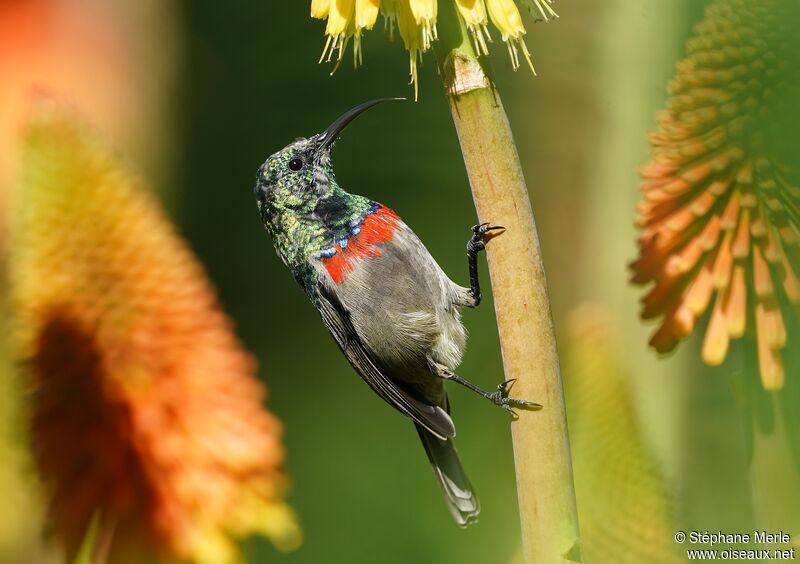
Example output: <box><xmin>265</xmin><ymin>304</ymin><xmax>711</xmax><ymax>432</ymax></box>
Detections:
<box><xmin>316</xmin><ymin>98</ymin><xmax>405</xmax><ymax>151</ymax></box>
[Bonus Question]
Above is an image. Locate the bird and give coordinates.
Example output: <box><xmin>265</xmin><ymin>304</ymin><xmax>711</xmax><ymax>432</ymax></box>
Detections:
<box><xmin>253</xmin><ymin>99</ymin><xmax>541</xmax><ymax>526</ymax></box>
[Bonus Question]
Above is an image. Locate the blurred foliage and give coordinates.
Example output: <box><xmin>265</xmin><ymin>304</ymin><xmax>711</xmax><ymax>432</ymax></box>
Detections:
<box><xmin>564</xmin><ymin>306</ymin><xmax>682</xmax><ymax>564</ymax></box>
<box><xmin>72</xmin><ymin>513</ymin><xmax>101</xmax><ymax>564</ymax></box>
<box><xmin>0</xmin><ymin>328</ymin><xmax>54</xmax><ymax>564</ymax></box>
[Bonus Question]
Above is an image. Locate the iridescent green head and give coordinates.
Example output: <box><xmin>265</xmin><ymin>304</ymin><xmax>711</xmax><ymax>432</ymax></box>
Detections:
<box><xmin>254</xmin><ymin>137</ymin><xmax>330</xmax><ymax>232</ymax></box>
<box><xmin>254</xmin><ymin>98</ymin><xmax>402</xmax><ymax>235</ymax></box>
<box><xmin>254</xmin><ymin>99</ymin><xmax>403</xmax><ymax>279</ymax></box>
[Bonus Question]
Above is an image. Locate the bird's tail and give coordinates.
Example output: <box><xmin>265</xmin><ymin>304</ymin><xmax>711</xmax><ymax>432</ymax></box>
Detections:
<box><xmin>415</xmin><ymin>424</ymin><xmax>479</xmax><ymax>527</ymax></box>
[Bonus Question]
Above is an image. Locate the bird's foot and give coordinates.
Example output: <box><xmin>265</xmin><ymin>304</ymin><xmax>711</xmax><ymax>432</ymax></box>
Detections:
<box><xmin>468</xmin><ymin>223</ymin><xmax>505</xmax><ymax>253</ymax></box>
<box><xmin>488</xmin><ymin>379</ymin><xmax>543</xmax><ymax>419</ymax></box>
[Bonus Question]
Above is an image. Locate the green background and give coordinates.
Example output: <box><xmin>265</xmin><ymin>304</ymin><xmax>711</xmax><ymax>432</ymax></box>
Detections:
<box><xmin>178</xmin><ymin>4</ymin><xmax>531</xmax><ymax>562</ymax></box>
<box><xmin>172</xmin><ymin>2</ymin><xmax>712</xmax><ymax>563</ymax></box>
<box><xmin>4</xmin><ymin>0</ymin><xmax>781</xmax><ymax>562</ymax></box>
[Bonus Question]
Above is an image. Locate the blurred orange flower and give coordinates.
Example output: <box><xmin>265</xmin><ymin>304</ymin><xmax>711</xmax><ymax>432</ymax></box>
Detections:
<box><xmin>631</xmin><ymin>0</ymin><xmax>800</xmax><ymax>390</ymax></box>
<box><xmin>9</xmin><ymin>104</ymin><xmax>300</xmax><ymax>563</ymax></box>
<box><xmin>0</xmin><ymin>0</ymin><xmax>179</xmax><ymax>257</ymax></box>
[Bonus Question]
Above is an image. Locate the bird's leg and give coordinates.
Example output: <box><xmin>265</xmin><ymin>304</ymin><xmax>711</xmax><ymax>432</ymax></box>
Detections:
<box><xmin>428</xmin><ymin>359</ymin><xmax>542</xmax><ymax>416</ymax></box>
<box><xmin>465</xmin><ymin>223</ymin><xmax>504</xmax><ymax>307</ymax></box>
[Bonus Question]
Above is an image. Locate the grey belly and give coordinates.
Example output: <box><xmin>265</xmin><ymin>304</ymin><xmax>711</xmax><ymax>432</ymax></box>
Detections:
<box><xmin>336</xmin><ymin>231</ymin><xmax>463</xmax><ymax>402</ymax></box>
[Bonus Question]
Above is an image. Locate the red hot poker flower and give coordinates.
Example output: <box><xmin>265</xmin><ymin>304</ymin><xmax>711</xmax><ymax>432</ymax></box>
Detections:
<box><xmin>9</xmin><ymin>105</ymin><xmax>301</xmax><ymax>563</ymax></box>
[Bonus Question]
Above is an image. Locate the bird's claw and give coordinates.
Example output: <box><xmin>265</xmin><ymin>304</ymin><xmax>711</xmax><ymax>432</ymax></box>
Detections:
<box><xmin>469</xmin><ymin>223</ymin><xmax>505</xmax><ymax>252</ymax></box>
<box><xmin>489</xmin><ymin>379</ymin><xmax>542</xmax><ymax>418</ymax></box>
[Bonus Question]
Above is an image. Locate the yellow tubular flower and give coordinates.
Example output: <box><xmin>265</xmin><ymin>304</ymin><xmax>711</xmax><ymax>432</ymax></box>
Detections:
<box><xmin>320</xmin><ymin>0</ymin><xmax>355</xmax><ymax>63</ymax></box>
<box><xmin>355</xmin><ymin>0</ymin><xmax>380</xmax><ymax>29</ymax></box>
<box><xmin>311</xmin><ymin>0</ymin><xmax>554</xmax><ymax>97</ymax></box>
<box><xmin>455</xmin><ymin>0</ymin><xmax>491</xmax><ymax>56</ymax></box>
<box><xmin>380</xmin><ymin>0</ymin><xmax>399</xmax><ymax>39</ymax></box>
<box><xmin>397</xmin><ymin>0</ymin><xmax>423</xmax><ymax>100</ymax></box>
<box><xmin>523</xmin><ymin>0</ymin><xmax>558</xmax><ymax>22</ymax></box>
<box><xmin>311</xmin><ymin>0</ymin><xmax>331</xmax><ymax>19</ymax></box>
<box><xmin>354</xmin><ymin>0</ymin><xmax>380</xmax><ymax>66</ymax></box>
<box><xmin>486</xmin><ymin>0</ymin><xmax>535</xmax><ymax>73</ymax></box>
<box><xmin>408</xmin><ymin>0</ymin><xmax>438</xmax><ymax>50</ymax></box>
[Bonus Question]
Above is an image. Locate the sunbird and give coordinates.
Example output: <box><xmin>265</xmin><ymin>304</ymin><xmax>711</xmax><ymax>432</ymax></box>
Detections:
<box><xmin>253</xmin><ymin>99</ymin><xmax>541</xmax><ymax>526</ymax></box>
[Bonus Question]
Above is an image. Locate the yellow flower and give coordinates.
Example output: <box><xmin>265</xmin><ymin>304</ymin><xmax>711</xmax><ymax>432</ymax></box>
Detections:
<box><xmin>320</xmin><ymin>0</ymin><xmax>355</xmax><ymax>64</ymax></box>
<box><xmin>311</xmin><ymin>0</ymin><xmax>331</xmax><ymax>18</ymax></box>
<box><xmin>10</xmin><ymin>103</ymin><xmax>301</xmax><ymax>563</ymax></box>
<box><xmin>455</xmin><ymin>0</ymin><xmax>491</xmax><ymax>56</ymax></box>
<box><xmin>310</xmin><ymin>0</ymin><xmax>557</xmax><ymax>98</ymax></box>
<box><xmin>355</xmin><ymin>0</ymin><xmax>380</xmax><ymax>28</ymax></box>
<box><xmin>354</xmin><ymin>0</ymin><xmax>380</xmax><ymax>65</ymax></box>
<box><xmin>397</xmin><ymin>0</ymin><xmax>425</xmax><ymax>100</ymax></box>
<box><xmin>486</xmin><ymin>0</ymin><xmax>534</xmax><ymax>72</ymax></box>
<box><xmin>522</xmin><ymin>0</ymin><xmax>557</xmax><ymax>22</ymax></box>
<box><xmin>380</xmin><ymin>0</ymin><xmax>400</xmax><ymax>38</ymax></box>
<box><xmin>408</xmin><ymin>0</ymin><xmax>438</xmax><ymax>50</ymax></box>
<box><xmin>631</xmin><ymin>0</ymin><xmax>800</xmax><ymax>390</ymax></box>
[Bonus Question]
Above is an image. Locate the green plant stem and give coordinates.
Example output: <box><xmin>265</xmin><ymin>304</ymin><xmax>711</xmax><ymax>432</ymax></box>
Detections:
<box><xmin>749</xmin><ymin>402</ymin><xmax>800</xmax><ymax>535</ymax></box>
<box><xmin>433</xmin><ymin>6</ymin><xmax>583</xmax><ymax>563</ymax></box>
<box><xmin>737</xmin><ymin>349</ymin><xmax>800</xmax><ymax>537</ymax></box>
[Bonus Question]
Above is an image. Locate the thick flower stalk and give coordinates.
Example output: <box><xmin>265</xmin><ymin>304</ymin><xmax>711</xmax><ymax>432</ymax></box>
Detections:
<box><xmin>9</xmin><ymin>105</ymin><xmax>300</xmax><ymax>563</ymax></box>
<box><xmin>432</xmin><ymin>3</ymin><xmax>581</xmax><ymax>563</ymax></box>
<box><xmin>311</xmin><ymin>0</ymin><xmax>557</xmax><ymax>98</ymax></box>
<box><xmin>631</xmin><ymin>0</ymin><xmax>800</xmax><ymax>390</ymax></box>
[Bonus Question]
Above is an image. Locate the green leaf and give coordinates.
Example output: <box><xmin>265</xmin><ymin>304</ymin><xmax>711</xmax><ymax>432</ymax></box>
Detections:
<box><xmin>72</xmin><ymin>511</ymin><xmax>101</xmax><ymax>564</ymax></box>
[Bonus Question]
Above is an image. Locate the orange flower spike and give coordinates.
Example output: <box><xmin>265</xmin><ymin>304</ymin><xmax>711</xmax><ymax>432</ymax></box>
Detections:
<box><xmin>630</xmin><ymin>0</ymin><xmax>800</xmax><ymax>389</ymax></box>
<box><xmin>9</xmin><ymin>104</ymin><xmax>301</xmax><ymax>563</ymax></box>
<box><xmin>703</xmin><ymin>295</ymin><xmax>731</xmax><ymax>366</ymax></box>
<box><xmin>724</xmin><ymin>266</ymin><xmax>748</xmax><ymax>338</ymax></box>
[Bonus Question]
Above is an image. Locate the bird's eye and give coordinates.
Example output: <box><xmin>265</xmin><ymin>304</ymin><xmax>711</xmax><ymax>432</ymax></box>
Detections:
<box><xmin>288</xmin><ymin>157</ymin><xmax>304</xmax><ymax>172</ymax></box>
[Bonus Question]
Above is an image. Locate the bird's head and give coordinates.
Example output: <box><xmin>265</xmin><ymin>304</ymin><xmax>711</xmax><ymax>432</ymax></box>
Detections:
<box><xmin>254</xmin><ymin>98</ymin><xmax>402</xmax><ymax>229</ymax></box>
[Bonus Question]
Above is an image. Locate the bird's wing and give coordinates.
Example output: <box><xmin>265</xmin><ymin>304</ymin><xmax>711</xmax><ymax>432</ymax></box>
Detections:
<box><xmin>315</xmin><ymin>277</ymin><xmax>456</xmax><ymax>440</ymax></box>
